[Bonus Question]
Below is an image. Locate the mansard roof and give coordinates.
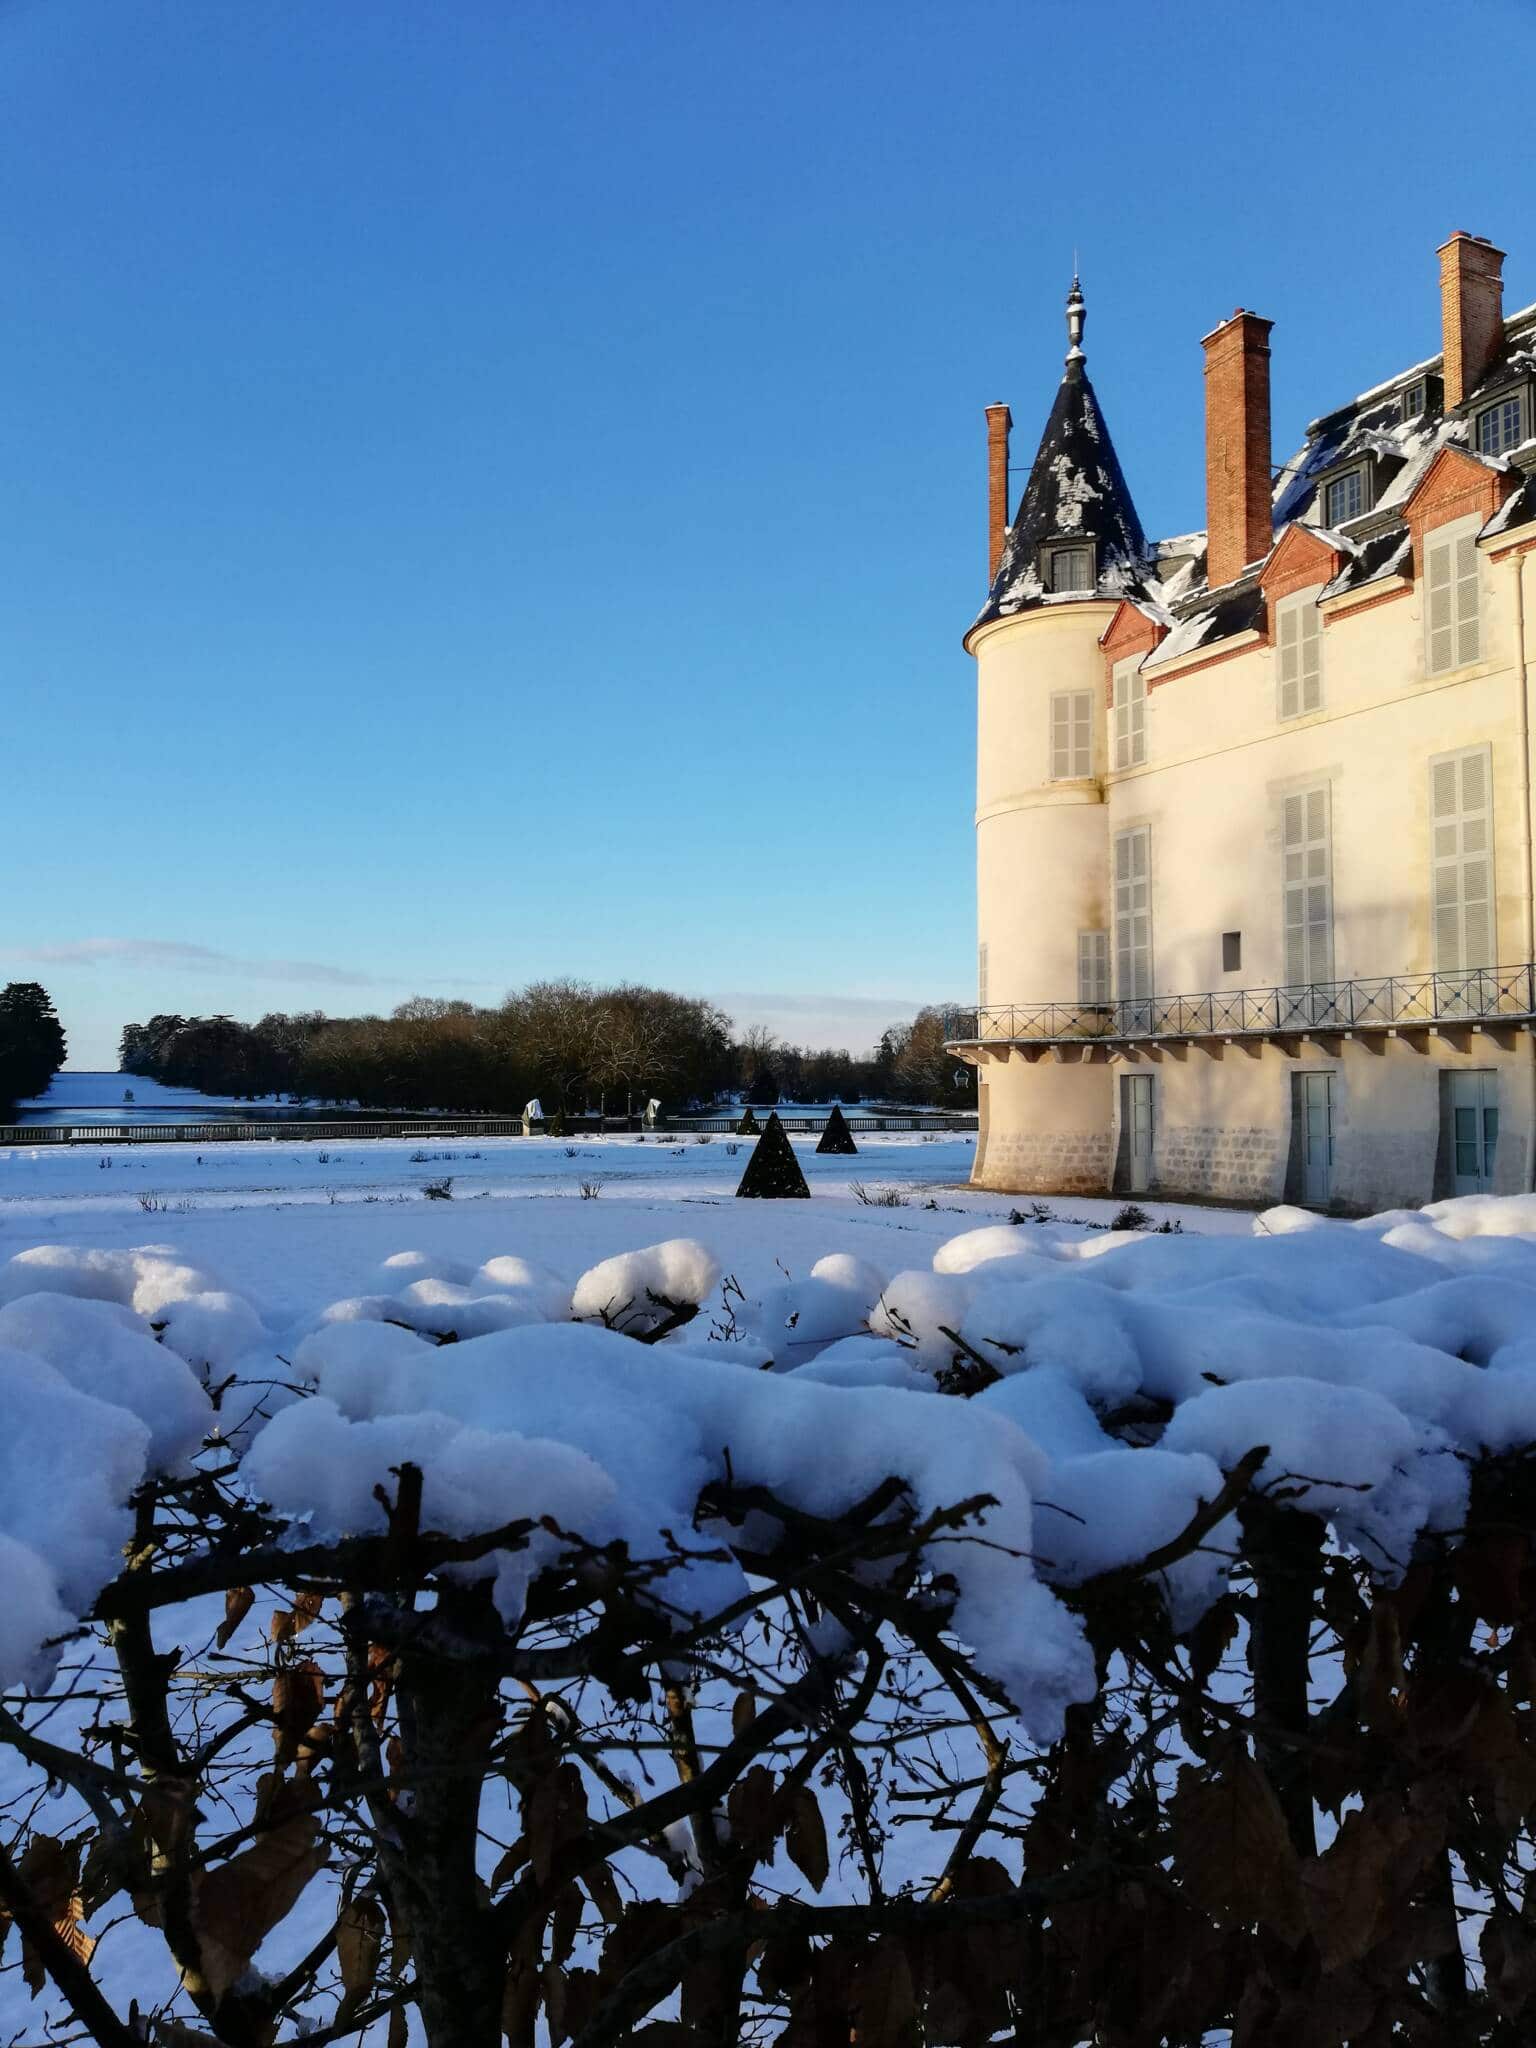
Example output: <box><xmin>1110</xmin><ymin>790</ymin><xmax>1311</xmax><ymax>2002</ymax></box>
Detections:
<box><xmin>1134</xmin><ymin>297</ymin><xmax>1536</xmax><ymax>645</ymax></box>
<box><xmin>969</xmin><ymin>281</ymin><xmax>1153</xmax><ymax>637</ymax></box>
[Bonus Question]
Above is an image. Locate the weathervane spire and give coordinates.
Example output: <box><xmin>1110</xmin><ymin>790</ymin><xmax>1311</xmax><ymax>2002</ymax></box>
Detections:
<box><xmin>1065</xmin><ymin>273</ymin><xmax>1086</xmax><ymax>366</ymax></box>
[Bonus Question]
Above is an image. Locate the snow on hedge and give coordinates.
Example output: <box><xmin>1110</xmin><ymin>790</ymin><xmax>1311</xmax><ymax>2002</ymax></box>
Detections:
<box><xmin>7</xmin><ymin>1198</ymin><xmax>1536</xmax><ymax>1724</ymax></box>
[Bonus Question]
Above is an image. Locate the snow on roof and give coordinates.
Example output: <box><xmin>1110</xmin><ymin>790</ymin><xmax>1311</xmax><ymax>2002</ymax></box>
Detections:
<box><xmin>970</xmin><ymin>284</ymin><xmax>1153</xmax><ymax>637</ymax></box>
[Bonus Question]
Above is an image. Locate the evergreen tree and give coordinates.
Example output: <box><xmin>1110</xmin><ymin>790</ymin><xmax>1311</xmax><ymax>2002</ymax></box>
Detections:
<box><xmin>0</xmin><ymin>982</ymin><xmax>67</xmax><ymax>1106</ymax></box>
<box><xmin>735</xmin><ymin>1106</ymin><xmax>761</xmax><ymax>1136</ymax></box>
<box><xmin>735</xmin><ymin>1112</ymin><xmax>810</xmax><ymax>1199</ymax></box>
<box><xmin>815</xmin><ymin>1103</ymin><xmax>859</xmax><ymax>1155</ymax></box>
<box><xmin>746</xmin><ymin>1069</ymin><xmax>780</xmax><ymax>1107</ymax></box>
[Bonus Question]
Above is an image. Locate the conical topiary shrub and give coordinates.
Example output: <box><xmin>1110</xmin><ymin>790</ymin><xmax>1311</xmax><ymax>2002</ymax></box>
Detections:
<box><xmin>815</xmin><ymin>1104</ymin><xmax>859</xmax><ymax>1156</ymax></box>
<box><xmin>735</xmin><ymin>1112</ymin><xmax>810</xmax><ymax>1199</ymax></box>
<box><xmin>736</xmin><ymin>1107</ymin><xmax>761</xmax><ymax>1136</ymax></box>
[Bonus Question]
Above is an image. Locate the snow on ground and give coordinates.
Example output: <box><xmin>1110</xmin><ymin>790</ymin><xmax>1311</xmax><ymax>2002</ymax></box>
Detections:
<box><xmin>0</xmin><ymin>1131</ymin><xmax>1243</xmax><ymax>1327</ymax></box>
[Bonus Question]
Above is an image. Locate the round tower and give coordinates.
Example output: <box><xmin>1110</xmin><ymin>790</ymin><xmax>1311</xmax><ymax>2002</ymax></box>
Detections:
<box><xmin>961</xmin><ymin>282</ymin><xmax>1153</xmax><ymax>1191</ymax></box>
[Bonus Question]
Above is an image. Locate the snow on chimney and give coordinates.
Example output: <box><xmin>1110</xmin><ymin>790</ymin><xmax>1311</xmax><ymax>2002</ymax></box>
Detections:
<box><xmin>985</xmin><ymin>403</ymin><xmax>1012</xmax><ymax>584</ymax></box>
<box><xmin>1201</xmin><ymin>309</ymin><xmax>1273</xmax><ymax>590</ymax></box>
<box><xmin>1439</xmin><ymin>232</ymin><xmax>1505</xmax><ymax>409</ymax></box>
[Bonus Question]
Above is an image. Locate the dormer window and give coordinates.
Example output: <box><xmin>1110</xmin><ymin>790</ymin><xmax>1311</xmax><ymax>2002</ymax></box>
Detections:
<box><xmin>1324</xmin><ymin>466</ymin><xmax>1368</xmax><ymax>525</ymax></box>
<box><xmin>1398</xmin><ymin>380</ymin><xmax>1427</xmax><ymax>422</ymax></box>
<box><xmin>1474</xmin><ymin>391</ymin><xmax>1527</xmax><ymax>458</ymax></box>
<box><xmin>1044</xmin><ymin>544</ymin><xmax>1094</xmax><ymax>593</ymax></box>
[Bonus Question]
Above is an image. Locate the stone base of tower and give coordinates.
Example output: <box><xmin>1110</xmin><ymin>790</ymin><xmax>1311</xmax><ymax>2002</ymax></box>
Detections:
<box><xmin>971</xmin><ymin>1036</ymin><xmax>1536</xmax><ymax>1209</ymax></box>
<box><xmin>972</xmin><ymin>1057</ymin><xmax>1114</xmax><ymax>1193</ymax></box>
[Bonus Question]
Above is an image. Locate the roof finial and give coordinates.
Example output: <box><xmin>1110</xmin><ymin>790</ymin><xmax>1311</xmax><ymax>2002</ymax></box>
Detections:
<box><xmin>1065</xmin><ymin>273</ymin><xmax>1086</xmax><ymax>365</ymax></box>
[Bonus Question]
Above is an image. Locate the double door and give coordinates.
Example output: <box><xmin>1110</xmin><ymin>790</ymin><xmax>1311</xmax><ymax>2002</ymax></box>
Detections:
<box><xmin>1297</xmin><ymin>1072</ymin><xmax>1334</xmax><ymax>1208</ymax></box>
<box><xmin>1120</xmin><ymin>1074</ymin><xmax>1153</xmax><ymax>1193</ymax></box>
<box><xmin>1448</xmin><ymin>1071</ymin><xmax>1498</xmax><ymax>1195</ymax></box>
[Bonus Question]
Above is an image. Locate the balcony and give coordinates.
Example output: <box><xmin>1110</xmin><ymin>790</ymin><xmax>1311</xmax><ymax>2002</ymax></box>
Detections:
<box><xmin>944</xmin><ymin>963</ymin><xmax>1536</xmax><ymax>1060</ymax></box>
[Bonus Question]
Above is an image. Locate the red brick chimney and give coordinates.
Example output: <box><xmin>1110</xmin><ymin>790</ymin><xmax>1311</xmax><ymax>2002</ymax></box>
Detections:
<box><xmin>1201</xmin><ymin>310</ymin><xmax>1273</xmax><ymax>589</ymax></box>
<box><xmin>985</xmin><ymin>402</ymin><xmax>1012</xmax><ymax>583</ymax></box>
<box><xmin>1439</xmin><ymin>232</ymin><xmax>1505</xmax><ymax>408</ymax></box>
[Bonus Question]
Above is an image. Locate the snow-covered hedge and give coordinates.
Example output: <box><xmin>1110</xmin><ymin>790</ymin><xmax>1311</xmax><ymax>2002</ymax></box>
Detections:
<box><xmin>6</xmin><ymin>1198</ymin><xmax>1536</xmax><ymax>1709</ymax></box>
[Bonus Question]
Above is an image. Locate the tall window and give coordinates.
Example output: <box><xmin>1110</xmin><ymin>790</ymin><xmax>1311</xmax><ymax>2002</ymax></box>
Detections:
<box><xmin>1431</xmin><ymin>746</ymin><xmax>1494</xmax><ymax>973</ymax></box>
<box><xmin>1050</xmin><ymin>691</ymin><xmax>1092</xmax><ymax>779</ymax></box>
<box><xmin>1282</xmin><ymin>785</ymin><xmax>1333</xmax><ymax>987</ymax></box>
<box><xmin>1113</xmin><ymin>827</ymin><xmax>1153</xmax><ymax>1006</ymax></box>
<box><xmin>1111</xmin><ymin>662</ymin><xmax>1146</xmax><ymax>769</ymax></box>
<box><xmin>1425</xmin><ymin>520</ymin><xmax>1481</xmax><ymax>675</ymax></box>
<box><xmin>977</xmin><ymin>941</ymin><xmax>989</xmax><ymax>1009</ymax></box>
<box><xmin>1475</xmin><ymin>394</ymin><xmax>1525</xmax><ymax>457</ymax></box>
<box><xmin>1077</xmin><ymin>930</ymin><xmax>1110</xmax><ymax>1006</ymax></box>
<box><xmin>1324</xmin><ymin>469</ymin><xmax>1365</xmax><ymax>524</ymax></box>
<box><xmin>1277</xmin><ymin>593</ymin><xmax>1323</xmax><ymax>719</ymax></box>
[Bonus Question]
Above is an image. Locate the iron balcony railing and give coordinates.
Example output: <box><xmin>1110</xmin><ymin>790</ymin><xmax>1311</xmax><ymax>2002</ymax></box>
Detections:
<box><xmin>943</xmin><ymin>962</ymin><xmax>1536</xmax><ymax>1047</ymax></box>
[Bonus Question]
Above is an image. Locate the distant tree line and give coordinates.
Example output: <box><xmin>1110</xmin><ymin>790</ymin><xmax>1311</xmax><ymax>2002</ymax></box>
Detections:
<box><xmin>117</xmin><ymin>983</ymin><xmax>976</xmax><ymax>1114</ymax></box>
<box><xmin>0</xmin><ymin>982</ymin><xmax>67</xmax><ymax>1110</ymax></box>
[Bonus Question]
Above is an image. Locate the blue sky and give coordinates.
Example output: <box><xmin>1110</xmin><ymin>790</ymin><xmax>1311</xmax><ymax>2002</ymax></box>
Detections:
<box><xmin>4</xmin><ymin>0</ymin><xmax>1534</xmax><ymax>1067</ymax></box>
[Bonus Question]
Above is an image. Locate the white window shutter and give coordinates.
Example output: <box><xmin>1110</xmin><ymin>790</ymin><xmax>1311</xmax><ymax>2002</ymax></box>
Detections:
<box><xmin>977</xmin><ymin>942</ymin><xmax>988</xmax><ymax>1009</ymax></box>
<box><xmin>1426</xmin><ymin>538</ymin><xmax>1454</xmax><ymax>674</ymax></box>
<box><xmin>1430</xmin><ymin>747</ymin><xmax>1496</xmax><ymax>972</ymax></box>
<box><xmin>1114</xmin><ymin>829</ymin><xmax>1152</xmax><ymax>1000</ymax></box>
<box><xmin>1282</xmin><ymin>785</ymin><xmax>1332</xmax><ymax>985</ymax></box>
<box><xmin>1300</xmin><ymin>604</ymin><xmax>1322</xmax><ymax>712</ymax></box>
<box><xmin>1130</xmin><ymin>674</ymin><xmax>1146</xmax><ymax>764</ymax></box>
<box><xmin>1455</xmin><ymin>533</ymin><xmax>1480</xmax><ymax>666</ymax></box>
<box><xmin>1278</xmin><ymin>603</ymin><xmax>1300</xmax><ymax>719</ymax></box>
<box><xmin>1078</xmin><ymin>931</ymin><xmax>1109</xmax><ymax>1005</ymax></box>
<box><xmin>1051</xmin><ymin>693</ymin><xmax>1091</xmax><ymax>778</ymax></box>
<box><xmin>1278</xmin><ymin>597</ymin><xmax>1323</xmax><ymax>717</ymax></box>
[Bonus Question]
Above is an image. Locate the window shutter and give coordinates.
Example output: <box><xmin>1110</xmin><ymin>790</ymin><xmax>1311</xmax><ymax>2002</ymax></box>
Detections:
<box><xmin>1300</xmin><ymin>604</ymin><xmax>1322</xmax><ymax>712</ymax></box>
<box><xmin>977</xmin><ymin>942</ymin><xmax>988</xmax><ymax>1009</ymax></box>
<box><xmin>1278</xmin><ymin>598</ymin><xmax>1323</xmax><ymax>717</ymax></box>
<box><xmin>1129</xmin><ymin>674</ymin><xmax>1146</xmax><ymax>764</ymax></box>
<box><xmin>1051</xmin><ymin>695</ymin><xmax>1070</xmax><ymax>779</ymax></box>
<box><xmin>1051</xmin><ymin>693</ymin><xmax>1091</xmax><ymax>778</ymax></box>
<box><xmin>1114</xmin><ymin>829</ymin><xmax>1152</xmax><ymax>1001</ymax></box>
<box><xmin>1113</xmin><ymin>665</ymin><xmax>1145</xmax><ymax>768</ymax></box>
<box><xmin>1430</xmin><ymin>747</ymin><xmax>1495</xmax><ymax>972</ymax></box>
<box><xmin>1282</xmin><ymin>785</ymin><xmax>1332</xmax><ymax>986</ymax></box>
<box><xmin>1426</xmin><ymin>538</ymin><xmax>1454</xmax><ymax>674</ymax></box>
<box><xmin>1455</xmin><ymin>533</ymin><xmax>1480</xmax><ymax>666</ymax></box>
<box><xmin>1078</xmin><ymin>931</ymin><xmax>1109</xmax><ymax>1005</ymax></box>
<box><xmin>1278</xmin><ymin>603</ymin><xmax>1300</xmax><ymax>719</ymax></box>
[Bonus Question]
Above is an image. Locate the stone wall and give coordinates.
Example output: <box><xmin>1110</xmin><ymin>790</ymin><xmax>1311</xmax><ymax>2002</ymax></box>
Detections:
<box><xmin>1150</xmin><ymin>1120</ymin><xmax>1285</xmax><ymax>1203</ymax></box>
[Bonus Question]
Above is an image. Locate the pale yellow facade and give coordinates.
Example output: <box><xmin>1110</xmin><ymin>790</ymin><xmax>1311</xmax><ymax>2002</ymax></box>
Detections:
<box><xmin>965</xmin><ymin>521</ymin><xmax>1536</xmax><ymax>1209</ymax></box>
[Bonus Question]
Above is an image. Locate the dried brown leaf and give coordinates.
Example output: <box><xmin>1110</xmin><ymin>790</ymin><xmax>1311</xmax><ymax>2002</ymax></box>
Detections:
<box><xmin>14</xmin><ymin>1835</ymin><xmax>94</xmax><ymax>1995</ymax></box>
<box><xmin>783</xmin><ymin>1784</ymin><xmax>829</xmax><ymax>1892</ymax></box>
<box><xmin>727</xmin><ymin>1763</ymin><xmax>778</xmax><ymax>1861</ymax></box>
<box><xmin>216</xmin><ymin>1585</ymin><xmax>255</xmax><ymax>1649</ymax></box>
<box><xmin>1168</xmin><ymin>1748</ymin><xmax>1306</xmax><ymax>1947</ymax></box>
<box><xmin>336</xmin><ymin>1895</ymin><xmax>384</xmax><ymax>2016</ymax></box>
<box><xmin>190</xmin><ymin>1816</ymin><xmax>326</xmax><ymax>1997</ymax></box>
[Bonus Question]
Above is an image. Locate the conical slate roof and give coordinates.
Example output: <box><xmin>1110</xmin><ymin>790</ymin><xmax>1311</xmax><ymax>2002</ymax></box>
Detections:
<box><xmin>970</xmin><ymin>280</ymin><xmax>1151</xmax><ymax>635</ymax></box>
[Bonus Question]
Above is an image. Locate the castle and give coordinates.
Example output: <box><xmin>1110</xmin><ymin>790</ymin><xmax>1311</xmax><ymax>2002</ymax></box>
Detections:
<box><xmin>951</xmin><ymin>234</ymin><xmax>1536</xmax><ymax>1210</ymax></box>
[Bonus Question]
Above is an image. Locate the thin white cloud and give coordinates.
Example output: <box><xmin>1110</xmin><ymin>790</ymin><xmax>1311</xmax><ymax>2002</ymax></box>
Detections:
<box><xmin>8</xmin><ymin>938</ymin><xmax>488</xmax><ymax>993</ymax></box>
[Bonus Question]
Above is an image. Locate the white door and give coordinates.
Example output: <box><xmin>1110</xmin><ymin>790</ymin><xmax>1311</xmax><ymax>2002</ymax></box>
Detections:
<box><xmin>1299</xmin><ymin>1072</ymin><xmax>1334</xmax><ymax>1207</ymax></box>
<box><xmin>1114</xmin><ymin>827</ymin><xmax>1152</xmax><ymax>1028</ymax></box>
<box><xmin>1431</xmin><ymin>748</ymin><xmax>1494</xmax><ymax>1013</ymax></box>
<box><xmin>1449</xmin><ymin>1071</ymin><xmax>1499</xmax><ymax>1195</ymax></box>
<box><xmin>1121</xmin><ymin>1074</ymin><xmax>1153</xmax><ymax>1193</ymax></box>
<box><xmin>1282</xmin><ymin>786</ymin><xmax>1333</xmax><ymax>1017</ymax></box>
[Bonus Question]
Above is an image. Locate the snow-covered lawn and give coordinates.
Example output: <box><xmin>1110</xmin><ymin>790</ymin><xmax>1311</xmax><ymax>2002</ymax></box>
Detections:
<box><xmin>0</xmin><ymin>1131</ymin><xmax>1245</xmax><ymax>1329</ymax></box>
